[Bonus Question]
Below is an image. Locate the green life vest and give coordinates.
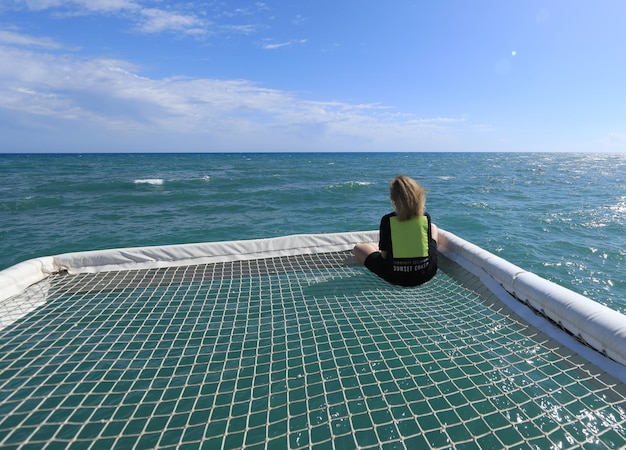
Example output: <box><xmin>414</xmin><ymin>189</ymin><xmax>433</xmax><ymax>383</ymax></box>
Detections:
<box><xmin>389</xmin><ymin>215</ymin><xmax>429</xmax><ymax>258</ymax></box>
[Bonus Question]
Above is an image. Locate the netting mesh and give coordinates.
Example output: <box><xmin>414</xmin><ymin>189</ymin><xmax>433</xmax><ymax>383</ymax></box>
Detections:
<box><xmin>1</xmin><ymin>252</ymin><xmax>625</xmax><ymax>449</ymax></box>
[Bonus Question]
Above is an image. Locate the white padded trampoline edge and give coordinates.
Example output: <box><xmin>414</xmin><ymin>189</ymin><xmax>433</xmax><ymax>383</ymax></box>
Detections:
<box><xmin>0</xmin><ymin>257</ymin><xmax>56</xmax><ymax>304</ymax></box>
<box><xmin>52</xmin><ymin>230</ymin><xmax>379</xmax><ymax>274</ymax></box>
<box><xmin>0</xmin><ymin>231</ymin><xmax>378</xmax><ymax>302</ymax></box>
<box><xmin>438</xmin><ymin>229</ymin><xmax>626</xmax><ymax>370</ymax></box>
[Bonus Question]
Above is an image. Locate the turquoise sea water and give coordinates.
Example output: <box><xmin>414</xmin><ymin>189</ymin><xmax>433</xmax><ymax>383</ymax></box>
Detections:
<box><xmin>1</xmin><ymin>152</ymin><xmax>624</xmax><ymax>314</ymax></box>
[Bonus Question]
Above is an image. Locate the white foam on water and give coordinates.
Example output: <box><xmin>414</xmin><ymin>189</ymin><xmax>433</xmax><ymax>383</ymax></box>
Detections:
<box><xmin>134</xmin><ymin>179</ymin><xmax>164</xmax><ymax>185</ymax></box>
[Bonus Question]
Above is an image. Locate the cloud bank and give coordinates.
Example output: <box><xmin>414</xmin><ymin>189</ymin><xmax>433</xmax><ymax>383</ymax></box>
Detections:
<box><xmin>0</xmin><ymin>1</ymin><xmax>491</xmax><ymax>152</ymax></box>
<box><xmin>0</xmin><ymin>27</ymin><xmax>469</xmax><ymax>152</ymax></box>
<box><xmin>2</xmin><ymin>1</ymin><xmax>624</xmax><ymax>152</ymax></box>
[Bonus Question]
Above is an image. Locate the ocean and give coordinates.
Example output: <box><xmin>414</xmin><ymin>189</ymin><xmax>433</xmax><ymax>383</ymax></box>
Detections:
<box><xmin>0</xmin><ymin>152</ymin><xmax>624</xmax><ymax>314</ymax></box>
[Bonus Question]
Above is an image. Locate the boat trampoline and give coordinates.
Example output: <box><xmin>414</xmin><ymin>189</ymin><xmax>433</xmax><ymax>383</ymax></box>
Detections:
<box><xmin>0</xmin><ymin>230</ymin><xmax>625</xmax><ymax>449</ymax></box>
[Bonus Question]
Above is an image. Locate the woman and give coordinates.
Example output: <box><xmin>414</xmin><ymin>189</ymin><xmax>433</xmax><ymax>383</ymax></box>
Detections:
<box><xmin>353</xmin><ymin>175</ymin><xmax>438</xmax><ymax>287</ymax></box>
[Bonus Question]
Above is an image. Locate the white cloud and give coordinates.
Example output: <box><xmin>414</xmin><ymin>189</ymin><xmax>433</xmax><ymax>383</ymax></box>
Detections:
<box><xmin>0</xmin><ymin>29</ymin><xmax>62</xmax><ymax>48</ymax></box>
<box><xmin>262</xmin><ymin>39</ymin><xmax>307</xmax><ymax>50</ymax></box>
<box><xmin>13</xmin><ymin>0</ymin><xmax>206</xmax><ymax>36</ymax></box>
<box><xmin>8</xmin><ymin>1</ymin><xmax>287</xmax><ymax>44</ymax></box>
<box><xmin>221</xmin><ymin>24</ymin><xmax>258</xmax><ymax>35</ymax></box>
<box><xmin>21</xmin><ymin>0</ymin><xmax>138</xmax><ymax>13</ymax></box>
<box><xmin>138</xmin><ymin>8</ymin><xmax>205</xmax><ymax>35</ymax></box>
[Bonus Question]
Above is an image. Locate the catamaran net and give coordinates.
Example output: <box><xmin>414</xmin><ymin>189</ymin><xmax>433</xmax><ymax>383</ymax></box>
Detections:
<box><xmin>1</xmin><ymin>249</ymin><xmax>625</xmax><ymax>449</ymax></box>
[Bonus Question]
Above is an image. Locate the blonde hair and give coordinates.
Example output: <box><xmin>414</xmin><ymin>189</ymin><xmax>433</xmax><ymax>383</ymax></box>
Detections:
<box><xmin>389</xmin><ymin>175</ymin><xmax>425</xmax><ymax>221</ymax></box>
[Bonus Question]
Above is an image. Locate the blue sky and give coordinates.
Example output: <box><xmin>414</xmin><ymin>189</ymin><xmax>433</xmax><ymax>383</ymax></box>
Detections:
<box><xmin>1</xmin><ymin>1</ymin><xmax>625</xmax><ymax>152</ymax></box>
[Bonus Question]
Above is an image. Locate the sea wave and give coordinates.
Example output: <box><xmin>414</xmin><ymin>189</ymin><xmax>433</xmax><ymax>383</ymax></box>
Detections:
<box><xmin>134</xmin><ymin>179</ymin><xmax>164</xmax><ymax>185</ymax></box>
<box><xmin>329</xmin><ymin>181</ymin><xmax>373</xmax><ymax>189</ymax></box>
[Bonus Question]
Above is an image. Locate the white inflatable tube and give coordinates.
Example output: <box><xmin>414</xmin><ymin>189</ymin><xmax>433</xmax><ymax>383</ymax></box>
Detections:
<box><xmin>438</xmin><ymin>229</ymin><xmax>626</xmax><ymax>368</ymax></box>
<box><xmin>49</xmin><ymin>231</ymin><xmax>378</xmax><ymax>274</ymax></box>
<box><xmin>0</xmin><ymin>231</ymin><xmax>378</xmax><ymax>302</ymax></box>
<box><xmin>0</xmin><ymin>256</ymin><xmax>56</xmax><ymax>303</ymax></box>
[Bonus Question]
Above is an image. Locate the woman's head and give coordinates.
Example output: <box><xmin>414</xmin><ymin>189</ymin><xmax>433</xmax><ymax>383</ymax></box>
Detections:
<box><xmin>389</xmin><ymin>175</ymin><xmax>425</xmax><ymax>220</ymax></box>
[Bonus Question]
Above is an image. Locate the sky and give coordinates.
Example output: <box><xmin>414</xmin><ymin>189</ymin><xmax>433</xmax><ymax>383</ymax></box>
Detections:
<box><xmin>1</xmin><ymin>1</ymin><xmax>625</xmax><ymax>153</ymax></box>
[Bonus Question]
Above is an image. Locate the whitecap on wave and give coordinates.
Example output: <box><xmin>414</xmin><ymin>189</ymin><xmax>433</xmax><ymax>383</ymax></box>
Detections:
<box><xmin>329</xmin><ymin>181</ymin><xmax>373</xmax><ymax>189</ymax></box>
<box><xmin>134</xmin><ymin>179</ymin><xmax>164</xmax><ymax>185</ymax></box>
